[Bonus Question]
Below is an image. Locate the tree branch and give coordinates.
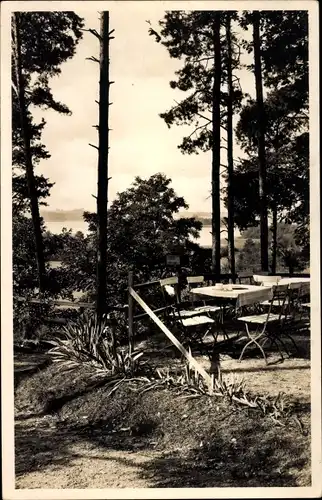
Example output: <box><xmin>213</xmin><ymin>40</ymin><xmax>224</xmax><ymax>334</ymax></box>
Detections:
<box><xmin>196</xmin><ymin>112</ymin><xmax>212</xmax><ymax>123</ymax></box>
<box><xmin>187</xmin><ymin>122</ymin><xmax>210</xmax><ymax>139</ymax></box>
<box><xmin>193</xmin><ymin>56</ymin><xmax>213</xmax><ymax>63</ymax></box>
<box><xmin>86</xmin><ymin>56</ymin><xmax>99</xmax><ymax>63</ymax></box>
<box><xmin>81</xmin><ymin>28</ymin><xmax>102</xmax><ymax>40</ymax></box>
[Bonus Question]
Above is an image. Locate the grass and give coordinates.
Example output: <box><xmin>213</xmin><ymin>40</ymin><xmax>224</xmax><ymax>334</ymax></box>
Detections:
<box><xmin>14</xmin><ymin>328</ymin><xmax>311</xmax><ymax>488</ymax></box>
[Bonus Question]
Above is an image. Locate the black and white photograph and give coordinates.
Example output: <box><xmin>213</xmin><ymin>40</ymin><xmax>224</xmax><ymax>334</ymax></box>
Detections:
<box><xmin>1</xmin><ymin>0</ymin><xmax>321</xmax><ymax>497</ymax></box>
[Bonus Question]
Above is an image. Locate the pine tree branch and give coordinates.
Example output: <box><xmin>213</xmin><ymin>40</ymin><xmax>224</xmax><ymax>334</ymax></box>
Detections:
<box><xmin>193</xmin><ymin>56</ymin><xmax>213</xmax><ymax>63</ymax></box>
<box><xmin>232</xmin><ymin>74</ymin><xmax>242</xmax><ymax>89</ymax></box>
<box><xmin>82</xmin><ymin>28</ymin><xmax>102</xmax><ymax>40</ymax></box>
<box><xmin>187</xmin><ymin>122</ymin><xmax>210</xmax><ymax>139</ymax></box>
<box><xmin>86</xmin><ymin>56</ymin><xmax>100</xmax><ymax>63</ymax></box>
<box><xmin>196</xmin><ymin>112</ymin><xmax>212</xmax><ymax>123</ymax></box>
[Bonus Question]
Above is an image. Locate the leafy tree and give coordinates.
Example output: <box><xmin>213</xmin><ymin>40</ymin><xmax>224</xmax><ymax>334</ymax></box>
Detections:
<box><xmin>239</xmin><ymin>223</ymin><xmax>308</xmax><ymax>274</ymax></box>
<box><xmin>60</xmin><ymin>174</ymin><xmax>202</xmax><ymax>304</ymax></box>
<box><xmin>238</xmin><ymin>10</ymin><xmax>308</xmax><ymax>271</ymax></box>
<box><xmin>233</xmin><ymin>82</ymin><xmax>309</xmax><ymax>271</ymax></box>
<box><xmin>12</xmin><ymin>11</ymin><xmax>84</xmax><ymax>291</ymax></box>
<box><xmin>148</xmin><ymin>11</ymin><xmax>243</xmax><ymax>277</ymax></box>
<box><xmin>236</xmin><ymin>238</ymin><xmax>261</xmax><ymax>273</ymax></box>
<box><xmin>12</xmin><ymin>214</ymin><xmax>74</xmax><ymax>299</ymax></box>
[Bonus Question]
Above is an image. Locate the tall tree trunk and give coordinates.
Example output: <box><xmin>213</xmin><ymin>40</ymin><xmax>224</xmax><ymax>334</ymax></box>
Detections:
<box><xmin>253</xmin><ymin>11</ymin><xmax>269</xmax><ymax>272</ymax></box>
<box><xmin>225</xmin><ymin>14</ymin><xmax>235</xmax><ymax>280</ymax></box>
<box><xmin>211</xmin><ymin>12</ymin><xmax>222</xmax><ymax>280</ymax></box>
<box><xmin>271</xmin><ymin>203</ymin><xmax>278</xmax><ymax>274</ymax></box>
<box><xmin>96</xmin><ymin>12</ymin><xmax>110</xmax><ymax>318</ymax></box>
<box><xmin>12</xmin><ymin>13</ymin><xmax>46</xmax><ymax>293</ymax></box>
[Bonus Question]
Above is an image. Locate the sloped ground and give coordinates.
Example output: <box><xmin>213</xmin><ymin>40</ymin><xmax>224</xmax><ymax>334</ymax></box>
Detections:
<box><xmin>14</xmin><ymin>326</ymin><xmax>311</xmax><ymax>489</ymax></box>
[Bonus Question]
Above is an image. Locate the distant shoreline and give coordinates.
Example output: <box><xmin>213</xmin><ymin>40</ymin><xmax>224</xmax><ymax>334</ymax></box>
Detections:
<box><xmin>44</xmin><ymin>220</ymin><xmax>242</xmax><ymax>250</ymax></box>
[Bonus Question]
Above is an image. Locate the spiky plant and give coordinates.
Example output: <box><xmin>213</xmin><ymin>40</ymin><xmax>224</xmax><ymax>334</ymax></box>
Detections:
<box><xmin>48</xmin><ymin>312</ymin><xmax>144</xmax><ymax>376</ymax></box>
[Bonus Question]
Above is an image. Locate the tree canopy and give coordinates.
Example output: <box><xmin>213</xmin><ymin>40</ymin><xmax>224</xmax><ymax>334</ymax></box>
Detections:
<box><xmin>12</xmin><ymin>12</ymin><xmax>84</xmax><ymax>215</ymax></box>
<box><xmin>56</xmin><ymin>174</ymin><xmax>202</xmax><ymax>303</ymax></box>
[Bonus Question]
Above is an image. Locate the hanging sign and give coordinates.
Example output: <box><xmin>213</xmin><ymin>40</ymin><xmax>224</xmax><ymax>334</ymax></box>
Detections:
<box><xmin>166</xmin><ymin>254</ymin><xmax>181</xmax><ymax>266</ymax></box>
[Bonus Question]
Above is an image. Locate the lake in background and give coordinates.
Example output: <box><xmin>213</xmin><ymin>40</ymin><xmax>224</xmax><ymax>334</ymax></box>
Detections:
<box><xmin>44</xmin><ymin>220</ymin><xmax>242</xmax><ymax>249</ymax></box>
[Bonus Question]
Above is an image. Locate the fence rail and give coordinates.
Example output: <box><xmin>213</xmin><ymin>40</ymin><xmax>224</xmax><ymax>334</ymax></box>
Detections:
<box><xmin>15</xmin><ymin>296</ymin><xmax>128</xmax><ymax>312</ymax></box>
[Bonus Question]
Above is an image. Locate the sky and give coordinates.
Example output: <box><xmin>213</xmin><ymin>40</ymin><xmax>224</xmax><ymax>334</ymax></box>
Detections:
<box><xmin>31</xmin><ymin>5</ymin><xmax>256</xmax><ymax>227</ymax></box>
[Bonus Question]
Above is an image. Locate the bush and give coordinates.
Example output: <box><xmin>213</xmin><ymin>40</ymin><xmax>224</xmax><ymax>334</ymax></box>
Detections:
<box><xmin>13</xmin><ymin>294</ymin><xmax>56</xmax><ymax>344</ymax></box>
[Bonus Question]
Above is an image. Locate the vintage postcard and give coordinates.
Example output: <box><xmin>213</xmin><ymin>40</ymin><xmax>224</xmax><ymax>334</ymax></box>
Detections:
<box><xmin>1</xmin><ymin>0</ymin><xmax>320</xmax><ymax>498</ymax></box>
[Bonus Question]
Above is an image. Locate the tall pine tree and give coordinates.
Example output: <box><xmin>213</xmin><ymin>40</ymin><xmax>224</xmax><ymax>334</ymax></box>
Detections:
<box><xmin>149</xmin><ymin>11</ymin><xmax>243</xmax><ymax>277</ymax></box>
<box><xmin>12</xmin><ymin>12</ymin><xmax>84</xmax><ymax>292</ymax></box>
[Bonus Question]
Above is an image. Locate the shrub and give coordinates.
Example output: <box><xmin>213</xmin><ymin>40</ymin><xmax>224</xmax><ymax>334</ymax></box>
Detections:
<box><xmin>13</xmin><ymin>294</ymin><xmax>55</xmax><ymax>344</ymax></box>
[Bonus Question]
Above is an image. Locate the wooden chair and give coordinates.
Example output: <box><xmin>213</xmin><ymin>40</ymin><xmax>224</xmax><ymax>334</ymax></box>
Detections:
<box><xmin>237</xmin><ymin>272</ymin><xmax>254</xmax><ymax>285</ymax></box>
<box><xmin>237</xmin><ymin>284</ymin><xmax>290</xmax><ymax>364</ymax></box>
<box><xmin>159</xmin><ymin>277</ymin><xmax>216</xmax><ymax>343</ymax></box>
<box><xmin>186</xmin><ymin>276</ymin><xmax>222</xmax><ymax>315</ymax></box>
<box><xmin>291</xmin><ymin>282</ymin><xmax>310</xmax><ymax>323</ymax></box>
<box><xmin>253</xmin><ymin>275</ymin><xmax>281</xmax><ymax>286</ymax></box>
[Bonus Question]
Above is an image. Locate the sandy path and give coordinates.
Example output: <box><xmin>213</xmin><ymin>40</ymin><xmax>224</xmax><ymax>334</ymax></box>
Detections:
<box><xmin>16</xmin><ymin>439</ymin><xmax>163</xmax><ymax>489</ymax></box>
<box><xmin>14</xmin><ymin>334</ymin><xmax>311</xmax><ymax>489</ymax></box>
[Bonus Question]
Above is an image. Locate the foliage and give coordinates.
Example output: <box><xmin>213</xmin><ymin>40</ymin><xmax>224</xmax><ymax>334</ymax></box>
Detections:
<box><xmin>232</xmin><ymin>91</ymin><xmax>309</xmax><ymax>230</ymax></box>
<box><xmin>13</xmin><ymin>293</ymin><xmax>56</xmax><ymax>343</ymax></box>
<box><xmin>49</xmin><ymin>312</ymin><xmax>146</xmax><ymax>377</ymax></box>
<box><xmin>237</xmin><ymin>224</ymin><xmax>308</xmax><ymax>273</ymax></box>
<box><xmin>236</xmin><ymin>238</ymin><xmax>262</xmax><ymax>273</ymax></box>
<box><xmin>13</xmin><ymin>214</ymin><xmax>40</xmax><ymax>294</ymax></box>
<box><xmin>12</xmin><ymin>12</ymin><xmax>84</xmax><ymax>215</ymax></box>
<box><xmin>57</xmin><ymin>174</ymin><xmax>202</xmax><ymax>303</ymax></box>
<box><xmin>12</xmin><ymin>214</ymin><xmax>73</xmax><ymax>298</ymax></box>
<box><xmin>232</xmin><ymin>11</ymin><xmax>309</xmax><ymax>257</ymax></box>
<box><xmin>149</xmin><ymin>11</ymin><xmax>243</xmax><ymax>155</ymax></box>
<box><xmin>240</xmin><ymin>11</ymin><xmax>308</xmax><ymax>98</ymax></box>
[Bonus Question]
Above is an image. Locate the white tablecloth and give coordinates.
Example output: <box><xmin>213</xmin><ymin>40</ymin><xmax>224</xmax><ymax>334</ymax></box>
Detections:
<box><xmin>191</xmin><ymin>284</ymin><xmax>273</xmax><ymax>309</ymax></box>
<box><xmin>278</xmin><ymin>277</ymin><xmax>310</xmax><ymax>286</ymax></box>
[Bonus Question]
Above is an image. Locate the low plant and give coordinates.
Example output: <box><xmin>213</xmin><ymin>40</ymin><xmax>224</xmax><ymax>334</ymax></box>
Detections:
<box><xmin>13</xmin><ymin>293</ymin><xmax>56</xmax><ymax>345</ymax></box>
<box><xmin>48</xmin><ymin>312</ymin><xmax>146</xmax><ymax>377</ymax></box>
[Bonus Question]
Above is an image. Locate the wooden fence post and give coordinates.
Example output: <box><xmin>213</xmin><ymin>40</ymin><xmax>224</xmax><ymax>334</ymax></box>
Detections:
<box><xmin>128</xmin><ymin>270</ymin><xmax>134</xmax><ymax>354</ymax></box>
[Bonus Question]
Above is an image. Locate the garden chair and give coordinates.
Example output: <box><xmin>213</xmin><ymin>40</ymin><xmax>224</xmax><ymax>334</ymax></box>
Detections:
<box><xmin>186</xmin><ymin>276</ymin><xmax>223</xmax><ymax>316</ymax></box>
<box><xmin>237</xmin><ymin>272</ymin><xmax>254</xmax><ymax>285</ymax></box>
<box><xmin>159</xmin><ymin>277</ymin><xmax>217</xmax><ymax>344</ymax></box>
<box><xmin>253</xmin><ymin>275</ymin><xmax>281</xmax><ymax>286</ymax></box>
<box><xmin>294</xmin><ymin>282</ymin><xmax>310</xmax><ymax>324</ymax></box>
<box><xmin>237</xmin><ymin>284</ymin><xmax>291</xmax><ymax>364</ymax></box>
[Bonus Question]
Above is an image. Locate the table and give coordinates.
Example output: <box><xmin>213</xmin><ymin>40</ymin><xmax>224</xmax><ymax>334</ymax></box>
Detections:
<box><xmin>190</xmin><ymin>284</ymin><xmax>273</xmax><ymax>309</ymax></box>
<box><xmin>190</xmin><ymin>284</ymin><xmax>273</xmax><ymax>342</ymax></box>
<box><xmin>278</xmin><ymin>277</ymin><xmax>310</xmax><ymax>286</ymax></box>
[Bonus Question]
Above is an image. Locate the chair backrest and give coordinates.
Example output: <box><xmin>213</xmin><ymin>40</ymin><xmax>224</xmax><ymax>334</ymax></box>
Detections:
<box><xmin>298</xmin><ymin>282</ymin><xmax>310</xmax><ymax>298</ymax></box>
<box><xmin>253</xmin><ymin>275</ymin><xmax>281</xmax><ymax>286</ymax></box>
<box><xmin>160</xmin><ymin>276</ymin><xmax>179</xmax><ymax>287</ymax></box>
<box><xmin>186</xmin><ymin>276</ymin><xmax>206</xmax><ymax>305</ymax></box>
<box><xmin>287</xmin><ymin>282</ymin><xmax>310</xmax><ymax>318</ymax></box>
<box><xmin>159</xmin><ymin>276</ymin><xmax>180</xmax><ymax>306</ymax></box>
<box><xmin>269</xmin><ymin>284</ymin><xmax>290</xmax><ymax>321</ymax></box>
<box><xmin>237</xmin><ymin>272</ymin><xmax>254</xmax><ymax>284</ymax></box>
<box><xmin>187</xmin><ymin>276</ymin><xmax>204</xmax><ymax>285</ymax></box>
